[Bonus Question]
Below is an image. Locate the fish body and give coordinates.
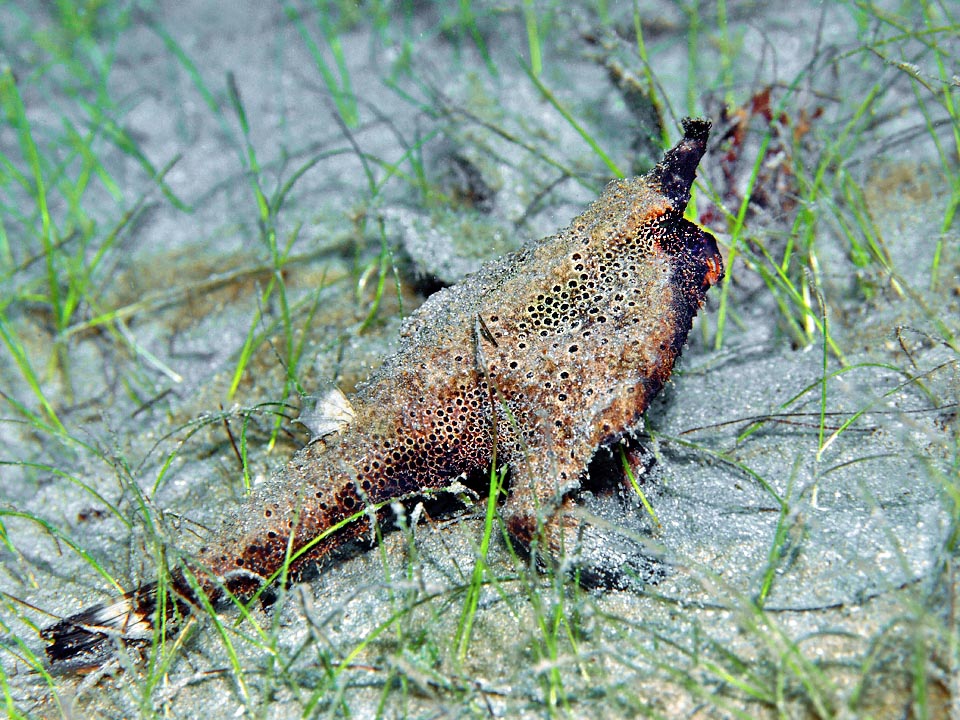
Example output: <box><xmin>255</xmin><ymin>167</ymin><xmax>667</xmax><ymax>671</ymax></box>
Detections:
<box><xmin>43</xmin><ymin>118</ymin><xmax>722</xmax><ymax>671</ymax></box>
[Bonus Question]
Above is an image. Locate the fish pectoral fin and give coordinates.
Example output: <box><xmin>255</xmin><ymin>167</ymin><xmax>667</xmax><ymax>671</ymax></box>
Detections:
<box><xmin>501</xmin><ymin>451</ymin><xmax>664</xmax><ymax>591</ymax></box>
<box><xmin>500</xmin><ymin>448</ymin><xmax>583</xmax><ymax>556</ymax></box>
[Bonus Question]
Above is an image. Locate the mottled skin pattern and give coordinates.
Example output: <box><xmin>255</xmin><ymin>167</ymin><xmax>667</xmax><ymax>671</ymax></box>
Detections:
<box><xmin>43</xmin><ymin>118</ymin><xmax>723</xmax><ymax>671</ymax></box>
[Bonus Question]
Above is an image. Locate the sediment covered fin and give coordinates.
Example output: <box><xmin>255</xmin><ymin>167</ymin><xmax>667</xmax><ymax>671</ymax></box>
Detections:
<box><xmin>296</xmin><ymin>382</ymin><xmax>356</xmax><ymax>443</ymax></box>
<box><xmin>649</xmin><ymin>117</ymin><xmax>711</xmax><ymax>210</ymax></box>
<box><xmin>41</xmin><ymin>582</ymin><xmax>178</xmax><ymax>672</ymax></box>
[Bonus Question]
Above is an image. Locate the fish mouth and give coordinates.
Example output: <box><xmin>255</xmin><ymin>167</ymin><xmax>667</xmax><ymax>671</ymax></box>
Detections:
<box><xmin>697</xmin><ymin>229</ymin><xmax>724</xmax><ymax>288</ymax></box>
<box><xmin>704</xmin><ymin>252</ymin><xmax>724</xmax><ymax>288</ymax></box>
<box><xmin>671</xmin><ymin>219</ymin><xmax>724</xmax><ymax>291</ymax></box>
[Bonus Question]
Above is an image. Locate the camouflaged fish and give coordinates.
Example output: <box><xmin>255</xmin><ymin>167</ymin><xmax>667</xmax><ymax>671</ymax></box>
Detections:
<box><xmin>43</xmin><ymin>118</ymin><xmax>723</xmax><ymax>671</ymax></box>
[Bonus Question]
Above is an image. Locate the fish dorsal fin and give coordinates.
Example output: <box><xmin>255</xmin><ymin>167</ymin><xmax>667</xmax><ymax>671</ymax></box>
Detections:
<box><xmin>297</xmin><ymin>383</ymin><xmax>355</xmax><ymax>442</ymax></box>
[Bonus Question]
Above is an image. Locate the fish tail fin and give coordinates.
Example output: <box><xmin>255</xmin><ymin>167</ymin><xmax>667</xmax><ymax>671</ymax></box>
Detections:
<box><xmin>41</xmin><ymin>582</ymin><xmax>188</xmax><ymax>672</ymax></box>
